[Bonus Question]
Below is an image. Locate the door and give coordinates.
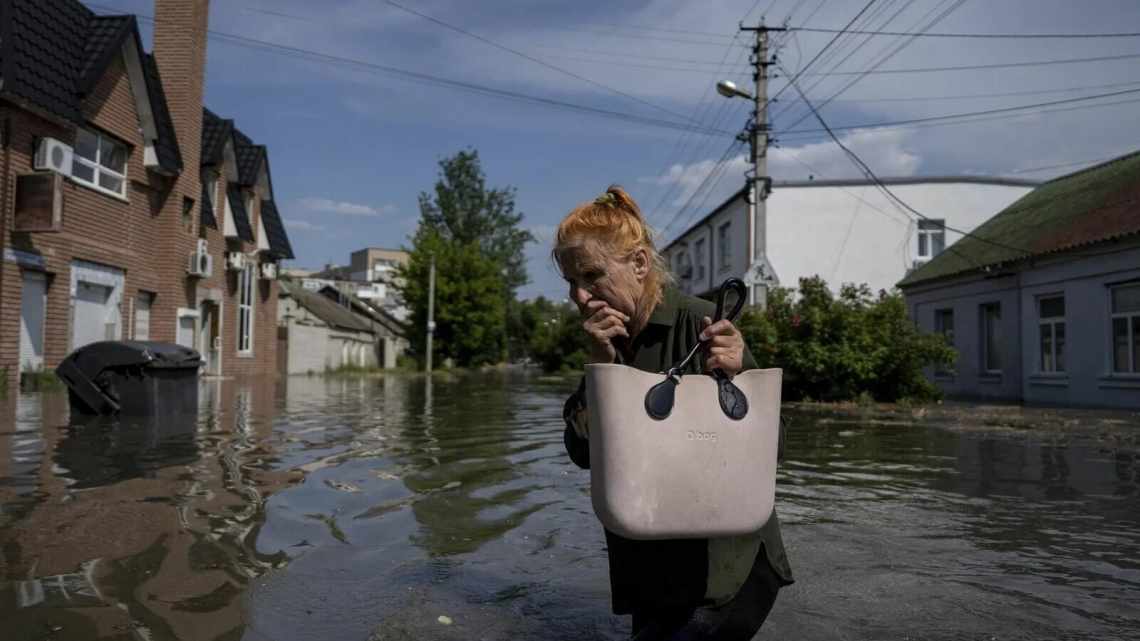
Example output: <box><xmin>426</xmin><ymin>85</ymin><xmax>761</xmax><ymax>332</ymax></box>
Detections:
<box><xmin>72</xmin><ymin>281</ymin><xmax>113</xmax><ymax>350</ymax></box>
<box><xmin>199</xmin><ymin>301</ymin><xmax>221</xmax><ymax>376</ymax></box>
<box><xmin>176</xmin><ymin>311</ymin><xmax>197</xmax><ymax>349</ymax></box>
<box><xmin>134</xmin><ymin>293</ymin><xmax>153</xmax><ymax>340</ymax></box>
<box><xmin>19</xmin><ymin>271</ymin><xmax>47</xmax><ymax>372</ymax></box>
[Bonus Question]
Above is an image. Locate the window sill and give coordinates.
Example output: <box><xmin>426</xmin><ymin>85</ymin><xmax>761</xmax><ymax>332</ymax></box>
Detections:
<box><xmin>69</xmin><ymin>176</ymin><xmax>129</xmax><ymax>203</ymax></box>
<box><xmin>1028</xmin><ymin>373</ymin><xmax>1069</xmax><ymax>387</ymax></box>
<box><xmin>978</xmin><ymin>373</ymin><xmax>1003</xmax><ymax>384</ymax></box>
<box><xmin>1098</xmin><ymin>375</ymin><xmax>1140</xmax><ymax>390</ymax></box>
<box><xmin>237</xmin><ymin>351</ymin><xmax>255</xmax><ymax>359</ymax></box>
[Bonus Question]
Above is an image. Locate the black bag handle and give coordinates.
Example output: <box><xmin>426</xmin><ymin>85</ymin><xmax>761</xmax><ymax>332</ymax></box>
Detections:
<box><xmin>644</xmin><ymin>279</ymin><xmax>750</xmax><ymax>421</ymax></box>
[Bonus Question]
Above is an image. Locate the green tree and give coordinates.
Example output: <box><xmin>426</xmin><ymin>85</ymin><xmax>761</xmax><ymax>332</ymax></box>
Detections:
<box><xmin>400</xmin><ymin>229</ymin><xmax>507</xmax><ymax>367</ymax></box>
<box><xmin>417</xmin><ymin>149</ymin><xmax>534</xmax><ymax>296</ymax></box>
<box><xmin>737</xmin><ymin>276</ymin><xmax>956</xmax><ymax>402</ymax></box>
<box><xmin>527</xmin><ymin>300</ymin><xmax>590</xmax><ymax>373</ymax></box>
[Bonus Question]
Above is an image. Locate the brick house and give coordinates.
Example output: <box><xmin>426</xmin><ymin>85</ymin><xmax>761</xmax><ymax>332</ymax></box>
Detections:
<box><xmin>0</xmin><ymin>0</ymin><xmax>294</xmax><ymax>390</ymax></box>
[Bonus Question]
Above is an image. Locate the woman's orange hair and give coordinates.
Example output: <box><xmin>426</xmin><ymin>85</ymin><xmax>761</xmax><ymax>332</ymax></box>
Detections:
<box><xmin>552</xmin><ymin>185</ymin><xmax>671</xmax><ymax>298</ymax></box>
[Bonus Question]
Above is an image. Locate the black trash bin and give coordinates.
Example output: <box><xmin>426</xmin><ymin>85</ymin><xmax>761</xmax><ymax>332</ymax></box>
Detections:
<box><xmin>56</xmin><ymin>341</ymin><xmax>202</xmax><ymax>417</ymax></box>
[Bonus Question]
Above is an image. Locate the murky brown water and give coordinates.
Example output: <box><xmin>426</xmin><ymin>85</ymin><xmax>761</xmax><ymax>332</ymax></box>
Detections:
<box><xmin>1</xmin><ymin>374</ymin><xmax>1138</xmax><ymax>640</ymax></box>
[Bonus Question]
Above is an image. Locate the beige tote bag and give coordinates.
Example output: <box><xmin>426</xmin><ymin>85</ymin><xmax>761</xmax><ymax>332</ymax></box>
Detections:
<box><xmin>585</xmin><ymin>279</ymin><xmax>782</xmax><ymax>540</ymax></box>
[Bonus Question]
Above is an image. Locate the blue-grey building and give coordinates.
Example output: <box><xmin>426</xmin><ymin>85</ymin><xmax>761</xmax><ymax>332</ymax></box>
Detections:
<box><xmin>899</xmin><ymin>151</ymin><xmax>1140</xmax><ymax>409</ymax></box>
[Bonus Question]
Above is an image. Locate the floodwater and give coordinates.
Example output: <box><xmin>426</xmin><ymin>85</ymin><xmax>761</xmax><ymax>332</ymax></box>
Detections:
<box><xmin>1</xmin><ymin>374</ymin><xmax>1138</xmax><ymax>641</ymax></box>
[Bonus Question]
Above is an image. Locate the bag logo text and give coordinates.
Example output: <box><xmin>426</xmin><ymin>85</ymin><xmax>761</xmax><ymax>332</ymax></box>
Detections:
<box><xmin>686</xmin><ymin>430</ymin><xmax>718</xmax><ymax>442</ymax></box>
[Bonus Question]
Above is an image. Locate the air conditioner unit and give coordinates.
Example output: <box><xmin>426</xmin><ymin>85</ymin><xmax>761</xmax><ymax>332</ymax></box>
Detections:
<box><xmin>225</xmin><ymin>251</ymin><xmax>246</xmax><ymax>271</ymax></box>
<box><xmin>34</xmin><ymin>138</ymin><xmax>74</xmax><ymax>175</ymax></box>
<box><xmin>187</xmin><ymin>239</ymin><xmax>213</xmax><ymax>278</ymax></box>
<box><xmin>259</xmin><ymin>262</ymin><xmax>278</xmax><ymax>280</ymax></box>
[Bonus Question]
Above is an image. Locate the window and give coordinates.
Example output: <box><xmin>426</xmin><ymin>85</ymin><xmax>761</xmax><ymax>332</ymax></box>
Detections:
<box><xmin>134</xmin><ymin>292</ymin><xmax>153</xmax><ymax>340</ymax></box>
<box><xmin>1038</xmin><ymin>295</ymin><xmax>1066</xmax><ymax>373</ymax></box>
<box><xmin>1111</xmin><ymin>283</ymin><xmax>1140</xmax><ymax>374</ymax></box>
<box><xmin>718</xmin><ymin>222</ymin><xmax>732</xmax><ymax>270</ymax></box>
<box><xmin>694</xmin><ymin>238</ymin><xmax>706</xmax><ymax>281</ymax></box>
<box><xmin>182</xmin><ymin>196</ymin><xmax>194</xmax><ymax>229</ymax></box>
<box><xmin>238</xmin><ymin>263</ymin><xmax>255</xmax><ymax>354</ymax></box>
<box><xmin>674</xmin><ymin>250</ymin><xmax>691</xmax><ymax>280</ymax></box>
<box><xmin>917</xmin><ymin>220</ymin><xmax>946</xmax><ymax>260</ymax></box>
<box><xmin>934</xmin><ymin>308</ymin><xmax>954</xmax><ymax>376</ymax></box>
<box><xmin>206</xmin><ymin>176</ymin><xmax>217</xmax><ymax>211</ymax></box>
<box><xmin>981</xmin><ymin>303</ymin><xmax>1002</xmax><ymax>373</ymax></box>
<box><xmin>72</xmin><ymin>128</ymin><xmax>127</xmax><ymax>198</ymax></box>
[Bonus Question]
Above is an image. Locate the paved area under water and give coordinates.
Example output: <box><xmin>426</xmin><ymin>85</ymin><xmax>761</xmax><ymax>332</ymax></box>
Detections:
<box><xmin>1</xmin><ymin>373</ymin><xmax>1138</xmax><ymax>640</ymax></box>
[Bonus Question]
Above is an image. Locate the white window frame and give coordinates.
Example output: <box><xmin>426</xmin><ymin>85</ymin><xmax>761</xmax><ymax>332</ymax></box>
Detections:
<box><xmin>71</xmin><ymin>128</ymin><xmax>128</xmax><ymax>200</ymax></box>
<box><xmin>1037</xmin><ymin>295</ymin><xmax>1066</xmax><ymax>374</ymax></box>
<box><xmin>718</xmin><ymin>222</ymin><xmax>732</xmax><ymax>271</ymax></box>
<box><xmin>916</xmin><ymin>219</ymin><xmax>946</xmax><ymax>260</ymax></box>
<box><xmin>980</xmin><ymin>302</ymin><xmax>1002</xmax><ymax>375</ymax></box>
<box><xmin>237</xmin><ymin>262</ymin><xmax>255</xmax><ymax>356</ymax></box>
<box><xmin>1110</xmin><ymin>283</ymin><xmax>1140</xmax><ymax>375</ymax></box>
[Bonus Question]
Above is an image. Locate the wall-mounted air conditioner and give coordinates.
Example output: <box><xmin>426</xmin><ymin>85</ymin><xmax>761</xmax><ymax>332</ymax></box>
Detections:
<box><xmin>187</xmin><ymin>239</ymin><xmax>213</xmax><ymax>278</ymax></box>
<box><xmin>259</xmin><ymin>262</ymin><xmax>278</xmax><ymax>280</ymax></box>
<box><xmin>225</xmin><ymin>251</ymin><xmax>246</xmax><ymax>271</ymax></box>
<box><xmin>34</xmin><ymin>138</ymin><xmax>74</xmax><ymax>175</ymax></box>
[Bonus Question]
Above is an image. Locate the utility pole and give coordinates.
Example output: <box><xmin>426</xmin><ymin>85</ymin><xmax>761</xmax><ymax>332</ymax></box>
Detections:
<box><xmin>740</xmin><ymin>22</ymin><xmax>784</xmax><ymax>309</ymax></box>
<box><xmin>425</xmin><ymin>254</ymin><xmax>435</xmax><ymax>374</ymax></box>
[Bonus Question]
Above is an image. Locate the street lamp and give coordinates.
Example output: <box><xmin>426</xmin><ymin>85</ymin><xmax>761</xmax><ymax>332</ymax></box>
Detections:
<box><xmin>716</xmin><ymin>80</ymin><xmax>753</xmax><ymax>101</ymax></box>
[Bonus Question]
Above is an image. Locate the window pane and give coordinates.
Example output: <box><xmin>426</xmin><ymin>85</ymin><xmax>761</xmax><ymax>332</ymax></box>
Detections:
<box><xmin>1134</xmin><ymin>317</ymin><xmax>1140</xmax><ymax>374</ymax></box>
<box><xmin>98</xmin><ymin>171</ymin><xmax>124</xmax><ymax>195</ymax></box>
<box><xmin>985</xmin><ymin>305</ymin><xmax>1002</xmax><ymax>371</ymax></box>
<box><xmin>931</xmin><ymin>232</ymin><xmax>945</xmax><ymax>256</ymax></box>
<box><xmin>918</xmin><ymin>233</ymin><xmax>928</xmax><ymax>257</ymax></box>
<box><xmin>99</xmin><ymin>137</ymin><xmax>127</xmax><ymax>173</ymax></box>
<box><xmin>1055</xmin><ymin>322</ymin><xmax>1065</xmax><ymax>372</ymax></box>
<box><xmin>71</xmin><ymin>159</ymin><xmax>95</xmax><ymax>183</ymax></box>
<box><xmin>1113</xmin><ymin>318</ymin><xmax>1129</xmax><ymax>372</ymax></box>
<box><xmin>1040</xmin><ymin>324</ymin><xmax>1052</xmax><ymax>372</ymax></box>
<box><xmin>1112</xmin><ymin>284</ymin><xmax>1140</xmax><ymax>314</ymax></box>
<box><xmin>75</xmin><ymin>129</ymin><xmax>98</xmax><ymax>161</ymax></box>
<box><xmin>1039</xmin><ymin>296</ymin><xmax>1065</xmax><ymax>318</ymax></box>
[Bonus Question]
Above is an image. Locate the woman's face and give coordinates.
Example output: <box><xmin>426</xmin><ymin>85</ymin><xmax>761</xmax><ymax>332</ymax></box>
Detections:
<box><xmin>559</xmin><ymin>237</ymin><xmax>648</xmax><ymax>319</ymax></box>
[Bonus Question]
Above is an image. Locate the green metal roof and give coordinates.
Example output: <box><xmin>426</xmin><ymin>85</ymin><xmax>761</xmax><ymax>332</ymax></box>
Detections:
<box><xmin>899</xmin><ymin>150</ymin><xmax>1140</xmax><ymax>288</ymax></box>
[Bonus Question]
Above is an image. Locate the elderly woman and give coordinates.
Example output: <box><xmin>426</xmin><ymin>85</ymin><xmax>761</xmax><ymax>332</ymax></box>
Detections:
<box><xmin>556</xmin><ymin>186</ymin><xmax>794</xmax><ymax>640</ymax></box>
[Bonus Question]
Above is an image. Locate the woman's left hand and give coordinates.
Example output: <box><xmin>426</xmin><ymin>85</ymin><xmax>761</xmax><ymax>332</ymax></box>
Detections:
<box><xmin>700</xmin><ymin>316</ymin><xmax>745</xmax><ymax>377</ymax></box>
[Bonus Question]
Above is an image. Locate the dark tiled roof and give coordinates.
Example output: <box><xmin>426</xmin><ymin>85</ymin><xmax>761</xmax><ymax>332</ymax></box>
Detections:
<box><xmin>141</xmin><ymin>53</ymin><xmax>181</xmax><ymax>174</ymax></box>
<box><xmin>279</xmin><ymin>281</ymin><xmax>374</xmax><ymax>334</ymax></box>
<box><xmin>200</xmin><ymin>108</ymin><xmax>232</xmax><ymax>166</ymax></box>
<box><xmin>200</xmin><ymin>181</ymin><xmax>217</xmax><ymax>229</ymax></box>
<box><xmin>259</xmin><ymin>200</ymin><xmax>294</xmax><ymax>260</ymax></box>
<box><xmin>0</xmin><ymin>2</ymin><xmax>181</xmax><ymax>174</ymax></box>
<box><xmin>226</xmin><ymin>184</ymin><xmax>254</xmax><ymax>242</ymax></box>
<box><xmin>899</xmin><ymin>151</ymin><xmax>1140</xmax><ymax>288</ymax></box>
<box><xmin>77</xmin><ymin>15</ymin><xmax>132</xmax><ymax>93</ymax></box>
<box><xmin>232</xmin><ymin>128</ymin><xmax>265</xmax><ymax>185</ymax></box>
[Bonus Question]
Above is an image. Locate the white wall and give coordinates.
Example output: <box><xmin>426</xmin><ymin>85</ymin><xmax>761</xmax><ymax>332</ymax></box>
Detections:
<box><xmin>664</xmin><ymin>180</ymin><xmax>1034</xmax><ymax>296</ymax></box>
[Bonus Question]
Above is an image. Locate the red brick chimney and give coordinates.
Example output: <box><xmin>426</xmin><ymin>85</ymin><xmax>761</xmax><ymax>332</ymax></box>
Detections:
<box><xmin>152</xmin><ymin>0</ymin><xmax>210</xmax><ymax>184</ymax></box>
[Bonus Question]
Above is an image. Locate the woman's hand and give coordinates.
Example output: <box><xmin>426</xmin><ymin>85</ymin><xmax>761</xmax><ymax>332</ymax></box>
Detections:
<box><xmin>582</xmin><ymin>299</ymin><xmax>630</xmax><ymax>364</ymax></box>
<box><xmin>700</xmin><ymin>316</ymin><xmax>744</xmax><ymax>377</ymax></box>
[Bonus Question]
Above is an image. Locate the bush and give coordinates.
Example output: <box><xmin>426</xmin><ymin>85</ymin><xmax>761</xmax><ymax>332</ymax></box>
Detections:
<box><xmin>737</xmin><ymin>276</ymin><xmax>955</xmax><ymax>403</ymax></box>
<box><xmin>527</xmin><ymin>301</ymin><xmax>590</xmax><ymax>373</ymax></box>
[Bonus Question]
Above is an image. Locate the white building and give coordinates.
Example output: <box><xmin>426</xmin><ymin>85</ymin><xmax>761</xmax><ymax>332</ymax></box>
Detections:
<box><xmin>662</xmin><ymin>176</ymin><xmax>1039</xmax><ymax>299</ymax></box>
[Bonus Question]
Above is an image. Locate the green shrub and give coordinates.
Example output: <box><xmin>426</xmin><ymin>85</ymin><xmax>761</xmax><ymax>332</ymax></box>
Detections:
<box><xmin>527</xmin><ymin>301</ymin><xmax>590</xmax><ymax>373</ymax></box>
<box><xmin>19</xmin><ymin>368</ymin><xmax>64</xmax><ymax>392</ymax></box>
<box><xmin>737</xmin><ymin>276</ymin><xmax>955</xmax><ymax>403</ymax></box>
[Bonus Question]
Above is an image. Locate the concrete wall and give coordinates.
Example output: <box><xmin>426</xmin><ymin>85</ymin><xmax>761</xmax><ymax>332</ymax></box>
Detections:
<box><xmin>663</xmin><ymin>180</ymin><xmax>1034</xmax><ymax>297</ymax></box>
<box><xmin>282</xmin><ymin>321</ymin><xmax>377</xmax><ymax>375</ymax></box>
<box><xmin>906</xmin><ymin>242</ymin><xmax>1140</xmax><ymax>409</ymax></box>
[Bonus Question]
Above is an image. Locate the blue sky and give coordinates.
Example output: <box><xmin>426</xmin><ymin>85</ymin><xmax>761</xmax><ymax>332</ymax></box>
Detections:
<box><xmin>98</xmin><ymin>0</ymin><xmax>1140</xmax><ymax>299</ymax></box>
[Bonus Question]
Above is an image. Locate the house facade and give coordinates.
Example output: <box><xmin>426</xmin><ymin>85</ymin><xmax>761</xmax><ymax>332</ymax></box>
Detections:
<box><xmin>0</xmin><ymin>0</ymin><xmax>293</xmax><ymax>390</ymax></box>
<box><xmin>900</xmin><ymin>152</ymin><xmax>1140</xmax><ymax>409</ymax></box>
<box><xmin>662</xmin><ymin>177</ymin><xmax>1037</xmax><ymax>299</ymax></box>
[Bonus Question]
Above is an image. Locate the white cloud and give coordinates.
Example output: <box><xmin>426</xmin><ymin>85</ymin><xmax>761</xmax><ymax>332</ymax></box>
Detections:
<box><xmin>285</xmin><ymin>219</ymin><xmax>326</xmax><ymax>232</ymax></box>
<box><xmin>297</xmin><ymin>198</ymin><xmax>396</xmax><ymax>217</ymax></box>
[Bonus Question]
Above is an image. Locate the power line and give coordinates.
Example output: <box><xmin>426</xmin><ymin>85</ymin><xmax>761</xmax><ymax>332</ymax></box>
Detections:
<box><xmin>777</xmin><ymin>62</ymin><xmax>1034</xmax><ymax>258</ymax></box>
<box><xmin>660</xmin><ymin>140</ymin><xmax>745</xmax><ymax>239</ymax></box>
<box><xmin>1008</xmin><ymin>153</ymin><xmax>1136</xmax><ymax>175</ymax></box>
<box><xmin>791</xmin><ymin>26</ymin><xmax>1140</xmax><ymax>39</ymax></box>
<box><xmin>780</xmin><ymin>85</ymin><xmax>1140</xmax><ymax>136</ymax></box>
<box><xmin>824</xmin><ymin>79</ymin><xmax>1140</xmax><ymax>103</ymax></box>
<box><xmin>801</xmin><ymin>51</ymin><xmax>1140</xmax><ymax>76</ymax></box>
<box><xmin>89</xmin><ymin>4</ymin><xmax>734</xmax><ymax>138</ymax></box>
<box><xmin>383</xmin><ymin>0</ymin><xmax>699</xmax><ymax>125</ymax></box>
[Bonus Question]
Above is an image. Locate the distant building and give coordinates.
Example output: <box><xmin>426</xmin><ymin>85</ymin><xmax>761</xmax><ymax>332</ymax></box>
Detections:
<box><xmin>277</xmin><ymin>280</ymin><xmax>406</xmax><ymax>374</ymax></box>
<box><xmin>662</xmin><ymin>177</ymin><xmax>1037</xmax><ymax>300</ymax></box>
<box><xmin>899</xmin><ymin>151</ymin><xmax>1140</xmax><ymax>409</ymax></box>
<box><xmin>350</xmin><ymin>247</ymin><xmax>409</xmax><ymax>283</ymax></box>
